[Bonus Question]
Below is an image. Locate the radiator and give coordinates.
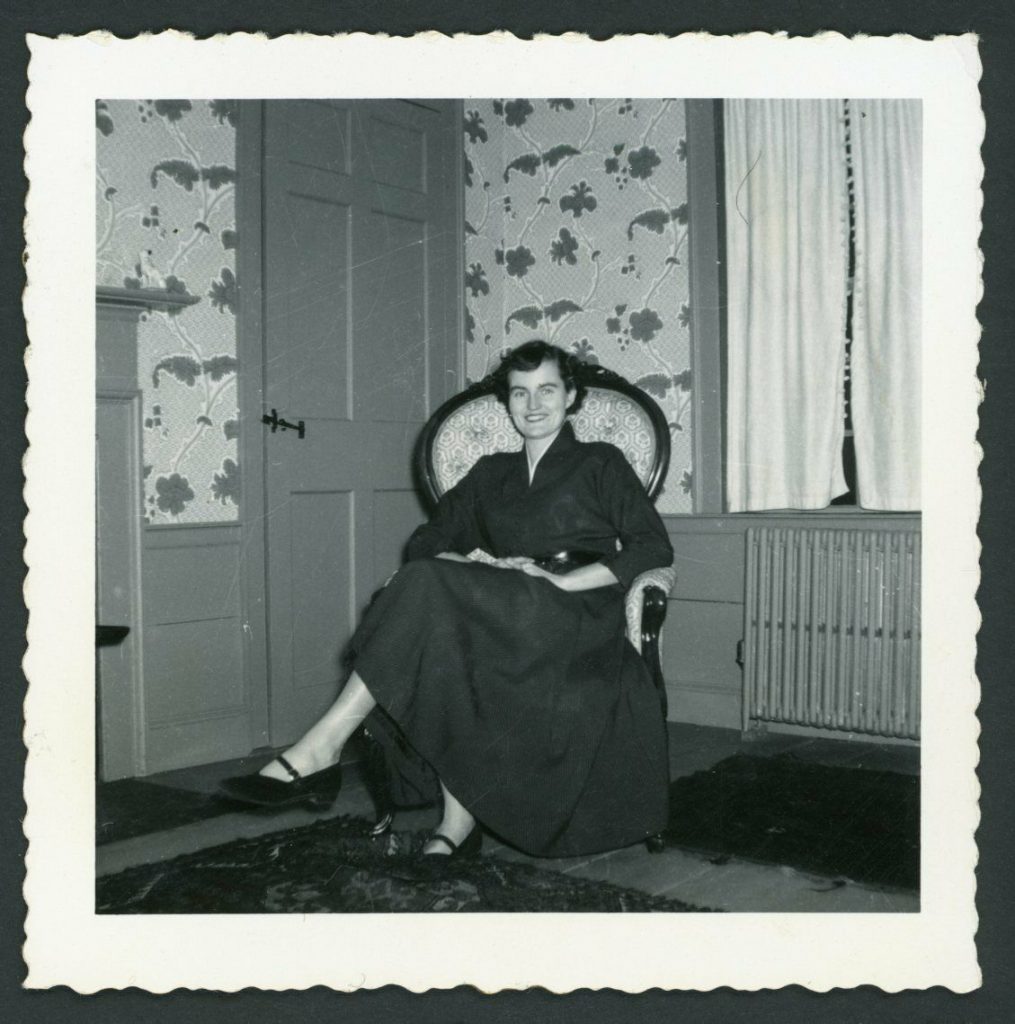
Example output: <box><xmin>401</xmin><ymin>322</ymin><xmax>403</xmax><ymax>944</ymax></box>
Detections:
<box><xmin>742</xmin><ymin>527</ymin><xmax>921</xmax><ymax>740</ymax></box>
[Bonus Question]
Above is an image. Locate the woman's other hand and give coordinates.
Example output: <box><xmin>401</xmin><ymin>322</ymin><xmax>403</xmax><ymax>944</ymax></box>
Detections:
<box><xmin>436</xmin><ymin>551</ymin><xmax>525</xmax><ymax>568</ymax></box>
<box><xmin>521</xmin><ymin>561</ymin><xmax>621</xmax><ymax>593</ymax></box>
<box><xmin>520</xmin><ymin>562</ymin><xmax>568</xmax><ymax>588</ymax></box>
<box><xmin>436</xmin><ymin>551</ymin><xmax>531</xmax><ymax>570</ymax></box>
<box><xmin>435</xmin><ymin>552</ymin><xmax>617</xmax><ymax>593</ymax></box>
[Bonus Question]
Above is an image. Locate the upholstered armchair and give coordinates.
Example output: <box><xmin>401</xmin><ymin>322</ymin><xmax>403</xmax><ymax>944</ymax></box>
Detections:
<box><xmin>363</xmin><ymin>362</ymin><xmax>677</xmax><ymax>850</ymax></box>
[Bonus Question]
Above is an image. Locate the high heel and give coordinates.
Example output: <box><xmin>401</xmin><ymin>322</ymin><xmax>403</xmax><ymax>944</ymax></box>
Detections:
<box><xmin>417</xmin><ymin>824</ymin><xmax>483</xmax><ymax>860</ymax></box>
<box><xmin>370</xmin><ymin>811</ymin><xmax>394</xmax><ymax>838</ymax></box>
<box><xmin>219</xmin><ymin>754</ymin><xmax>343</xmax><ymax>809</ymax></box>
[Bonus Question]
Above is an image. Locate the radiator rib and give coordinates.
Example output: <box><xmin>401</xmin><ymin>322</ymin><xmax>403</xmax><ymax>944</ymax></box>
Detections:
<box><xmin>743</xmin><ymin>526</ymin><xmax>921</xmax><ymax>741</ymax></box>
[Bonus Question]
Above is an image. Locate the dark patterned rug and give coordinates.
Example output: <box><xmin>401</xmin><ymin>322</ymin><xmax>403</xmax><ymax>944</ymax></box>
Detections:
<box><xmin>664</xmin><ymin>753</ymin><xmax>920</xmax><ymax>891</ymax></box>
<box><xmin>96</xmin><ymin>816</ymin><xmax>713</xmax><ymax>914</ymax></box>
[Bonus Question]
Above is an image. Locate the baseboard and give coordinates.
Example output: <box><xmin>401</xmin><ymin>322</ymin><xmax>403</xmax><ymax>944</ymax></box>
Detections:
<box><xmin>746</xmin><ymin>721</ymin><xmax>921</xmax><ymax>747</ymax></box>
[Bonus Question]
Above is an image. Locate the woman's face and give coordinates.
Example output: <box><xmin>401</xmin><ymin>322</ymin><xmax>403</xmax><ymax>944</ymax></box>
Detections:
<box><xmin>507</xmin><ymin>358</ymin><xmax>576</xmax><ymax>442</ymax></box>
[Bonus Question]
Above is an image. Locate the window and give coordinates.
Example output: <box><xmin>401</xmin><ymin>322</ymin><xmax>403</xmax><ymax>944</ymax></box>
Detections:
<box><xmin>687</xmin><ymin>98</ymin><xmax>920</xmax><ymax>514</ymax></box>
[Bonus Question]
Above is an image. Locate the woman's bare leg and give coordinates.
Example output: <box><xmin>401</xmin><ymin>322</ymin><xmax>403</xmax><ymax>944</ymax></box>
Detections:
<box><xmin>259</xmin><ymin>671</ymin><xmax>376</xmax><ymax>781</ymax></box>
<box><xmin>256</xmin><ymin>669</ymin><xmax>476</xmax><ymax>852</ymax></box>
<box><xmin>422</xmin><ymin>780</ymin><xmax>476</xmax><ymax>855</ymax></box>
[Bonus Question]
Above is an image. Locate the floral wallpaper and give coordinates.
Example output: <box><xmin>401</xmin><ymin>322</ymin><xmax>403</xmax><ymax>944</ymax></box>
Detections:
<box><xmin>96</xmin><ymin>99</ymin><xmax>239</xmax><ymax>524</ymax></box>
<box><xmin>463</xmin><ymin>98</ymin><xmax>693</xmax><ymax>513</ymax></box>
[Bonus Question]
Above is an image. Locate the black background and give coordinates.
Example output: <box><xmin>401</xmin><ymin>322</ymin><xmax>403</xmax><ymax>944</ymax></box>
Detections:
<box><xmin>3</xmin><ymin>2</ymin><xmax>1012</xmax><ymax>1020</ymax></box>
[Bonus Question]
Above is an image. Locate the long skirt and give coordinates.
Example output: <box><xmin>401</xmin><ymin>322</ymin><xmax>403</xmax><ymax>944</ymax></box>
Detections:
<box><xmin>350</xmin><ymin>558</ymin><xmax>669</xmax><ymax>858</ymax></box>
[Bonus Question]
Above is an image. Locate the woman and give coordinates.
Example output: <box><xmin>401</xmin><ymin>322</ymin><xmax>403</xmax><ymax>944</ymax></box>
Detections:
<box><xmin>222</xmin><ymin>341</ymin><xmax>674</xmax><ymax>859</ymax></box>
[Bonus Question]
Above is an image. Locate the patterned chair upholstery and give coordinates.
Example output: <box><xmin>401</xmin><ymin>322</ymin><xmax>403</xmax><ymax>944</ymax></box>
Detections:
<box><xmin>431</xmin><ymin>389</ymin><xmax>658</xmax><ymax>497</ymax></box>
<box><xmin>363</xmin><ymin>363</ymin><xmax>676</xmax><ymax>853</ymax></box>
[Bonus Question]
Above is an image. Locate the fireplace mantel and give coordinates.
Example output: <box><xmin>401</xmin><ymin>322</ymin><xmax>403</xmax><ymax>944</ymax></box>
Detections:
<box><xmin>96</xmin><ymin>285</ymin><xmax>201</xmax><ymax>313</ymax></box>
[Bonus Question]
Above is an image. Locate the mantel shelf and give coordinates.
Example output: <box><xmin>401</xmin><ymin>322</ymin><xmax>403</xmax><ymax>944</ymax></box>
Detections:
<box><xmin>96</xmin><ymin>285</ymin><xmax>202</xmax><ymax>312</ymax></box>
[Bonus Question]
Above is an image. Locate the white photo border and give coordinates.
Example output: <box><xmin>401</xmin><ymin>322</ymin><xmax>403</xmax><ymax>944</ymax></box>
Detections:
<box><xmin>23</xmin><ymin>31</ymin><xmax>982</xmax><ymax>993</ymax></box>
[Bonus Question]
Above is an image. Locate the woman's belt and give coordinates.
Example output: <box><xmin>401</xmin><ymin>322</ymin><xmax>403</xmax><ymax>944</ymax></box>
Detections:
<box><xmin>531</xmin><ymin>550</ymin><xmax>604</xmax><ymax>575</ymax></box>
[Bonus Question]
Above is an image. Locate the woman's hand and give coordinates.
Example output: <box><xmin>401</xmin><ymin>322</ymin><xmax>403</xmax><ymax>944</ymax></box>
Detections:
<box><xmin>521</xmin><ymin>561</ymin><xmax>621</xmax><ymax>593</ymax></box>
<box><xmin>493</xmin><ymin>556</ymin><xmax>534</xmax><ymax>570</ymax></box>
<box><xmin>435</xmin><ymin>552</ymin><xmax>530</xmax><ymax>569</ymax></box>
<box><xmin>433</xmin><ymin>553</ymin><xmax>618</xmax><ymax>594</ymax></box>
<box><xmin>520</xmin><ymin>561</ymin><xmax>570</xmax><ymax>589</ymax></box>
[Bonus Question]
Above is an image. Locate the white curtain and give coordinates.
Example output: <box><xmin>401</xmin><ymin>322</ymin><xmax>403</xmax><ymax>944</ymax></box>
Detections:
<box><xmin>850</xmin><ymin>99</ymin><xmax>922</xmax><ymax>510</ymax></box>
<box><xmin>724</xmin><ymin>100</ymin><xmax>849</xmax><ymax>511</ymax></box>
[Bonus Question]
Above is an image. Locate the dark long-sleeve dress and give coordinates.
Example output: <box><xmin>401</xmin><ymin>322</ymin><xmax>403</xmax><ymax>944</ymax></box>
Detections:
<box><xmin>350</xmin><ymin>422</ymin><xmax>674</xmax><ymax>857</ymax></box>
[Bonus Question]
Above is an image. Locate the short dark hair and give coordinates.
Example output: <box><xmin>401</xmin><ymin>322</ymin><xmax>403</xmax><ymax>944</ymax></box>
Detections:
<box><xmin>492</xmin><ymin>340</ymin><xmax>587</xmax><ymax>414</ymax></box>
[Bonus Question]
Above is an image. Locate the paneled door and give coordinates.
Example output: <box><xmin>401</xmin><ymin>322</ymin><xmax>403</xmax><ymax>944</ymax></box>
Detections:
<box><xmin>262</xmin><ymin>100</ymin><xmax>462</xmax><ymax>744</ymax></box>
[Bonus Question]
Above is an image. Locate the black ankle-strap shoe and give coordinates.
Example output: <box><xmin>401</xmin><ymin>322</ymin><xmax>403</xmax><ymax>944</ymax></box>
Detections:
<box><xmin>417</xmin><ymin>824</ymin><xmax>483</xmax><ymax>860</ymax></box>
<box><xmin>219</xmin><ymin>755</ymin><xmax>342</xmax><ymax>810</ymax></box>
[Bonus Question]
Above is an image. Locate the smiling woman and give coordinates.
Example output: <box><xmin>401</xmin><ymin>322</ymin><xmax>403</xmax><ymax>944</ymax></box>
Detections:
<box><xmin>507</xmin><ymin>363</ymin><xmax>572</xmax><ymax>443</ymax></box>
<box><xmin>499</xmin><ymin>341</ymin><xmax>585</xmax><ymax>475</ymax></box>
<box><xmin>221</xmin><ymin>341</ymin><xmax>675</xmax><ymax>861</ymax></box>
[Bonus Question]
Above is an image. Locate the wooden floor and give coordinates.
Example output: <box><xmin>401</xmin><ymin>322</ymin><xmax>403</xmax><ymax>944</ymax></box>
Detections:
<box><xmin>96</xmin><ymin>723</ymin><xmax>920</xmax><ymax>913</ymax></box>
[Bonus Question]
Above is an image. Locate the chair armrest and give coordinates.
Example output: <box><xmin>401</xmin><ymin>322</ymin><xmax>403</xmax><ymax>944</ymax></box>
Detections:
<box><xmin>624</xmin><ymin>566</ymin><xmax>677</xmax><ymax>652</ymax></box>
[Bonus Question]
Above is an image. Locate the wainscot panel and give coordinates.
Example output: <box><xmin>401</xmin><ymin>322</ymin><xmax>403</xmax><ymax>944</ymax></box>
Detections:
<box><xmin>144</xmin><ymin>524</ymin><xmax>244</xmax><ymax>624</ymax></box>
<box><xmin>140</xmin><ymin>524</ymin><xmax>253</xmax><ymax>773</ymax></box>
<box><xmin>144</xmin><ymin>617</ymin><xmax>246</xmax><ymax>724</ymax></box>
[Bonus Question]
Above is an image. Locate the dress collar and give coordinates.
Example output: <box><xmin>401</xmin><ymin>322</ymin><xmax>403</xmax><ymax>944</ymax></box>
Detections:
<box><xmin>520</xmin><ymin>419</ymin><xmax>577</xmax><ymax>459</ymax></box>
<box><xmin>521</xmin><ymin>420</ymin><xmax>578</xmax><ymax>488</ymax></box>
<box><xmin>545</xmin><ymin>419</ymin><xmax>578</xmax><ymax>454</ymax></box>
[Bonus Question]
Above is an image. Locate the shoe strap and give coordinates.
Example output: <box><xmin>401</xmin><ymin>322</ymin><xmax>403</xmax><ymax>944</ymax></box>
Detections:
<box><xmin>426</xmin><ymin>832</ymin><xmax>459</xmax><ymax>854</ymax></box>
<box><xmin>276</xmin><ymin>754</ymin><xmax>302</xmax><ymax>781</ymax></box>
